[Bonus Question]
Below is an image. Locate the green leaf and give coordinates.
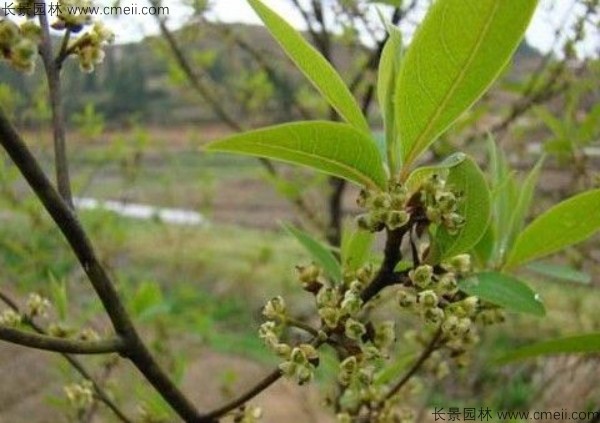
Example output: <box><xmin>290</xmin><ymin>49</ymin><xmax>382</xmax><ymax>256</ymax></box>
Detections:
<box><xmin>459</xmin><ymin>272</ymin><xmax>545</xmax><ymax>316</ymax></box>
<box><xmin>206</xmin><ymin>121</ymin><xmax>387</xmax><ymax>190</ymax></box>
<box><xmin>506</xmin><ymin>189</ymin><xmax>600</xmax><ymax>269</ymax></box>
<box><xmin>283</xmin><ymin>223</ymin><xmax>342</xmax><ymax>281</ymax></box>
<box><xmin>526</xmin><ymin>261</ymin><xmax>591</xmax><ymax>285</ymax></box>
<box><xmin>341</xmin><ymin>225</ymin><xmax>375</xmax><ymax>271</ymax></box>
<box><xmin>405</xmin><ymin>152</ymin><xmax>466</xmax><ymax>194</ymax></box>
<box><xmin>377</xmin><ymin>24</ymin><xmax>403</xmax><ymax>173</ymax></box>
<box><xmin>500</xmin><ymin>156</ymin><xmax>544</xmax><ymax>258</ymax></box>
<box><xmin>396</xmin><ymin>0</ymin><xmax>538</xmax><ymax>167</ymax></box>
<box><xmin>433</xmin><ymin>156</ymin><xmax>491</xmax><ymax>260</ymax></box>
<box><xmin>487</xmin><ymin>137</ymin><xmax>518</xmax><ymax>263</ymax></box>
<box><xmin>48</xmin><ymin>273</ymin><xmax>68</xmax><ymax>321</ymax></box>
<box><xmin>248</xmin><ymin>0</ymin><xmax>369</xmax><ymax>133</ymax></box>
<box><xmin>131</xmin><ymin>281</ymin><xmax>171</xmax><ymax>322</ymax></box>
<box><xmin>497</xmin><ymin>333</ymin><xmax>600</xmax><ymax>364</ymax></box>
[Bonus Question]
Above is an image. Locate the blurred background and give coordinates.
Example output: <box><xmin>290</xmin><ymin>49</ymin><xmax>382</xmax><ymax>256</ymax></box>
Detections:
<box><xmin>0</xmin><ymin>0</ymin><xmax>599</xmax><ymax>421</ymax></box>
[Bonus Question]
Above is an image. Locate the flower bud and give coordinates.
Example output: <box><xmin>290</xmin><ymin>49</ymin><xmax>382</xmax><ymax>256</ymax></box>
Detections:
<box><xmin>423</xmin><ymin>307</ymin><xmax>444</xmax><ymax>325</ymax></box>
<box><xmin>447</xmin><ymin>254</ymin><xmax>471</xmax><ymax>274</ymax></box>
<box><xmin>0</xmin><ymin>309</ymin><xmax>22</xmax><ymax>327</ymax></box>
<box><xmin>262</xmin><ymin>296</ymin><xmax>286</xmax><ymax>320</ymax></box>
<box><xmin>273</xmin><ymin>343</ymin><xmax>291</xmax><ymax>358</ymax></box>
<box><xmin>299</xmin><ymin>344</ymin><xmax>319</xmax><ymax>365</ymax></box>
<box><xmin>344</xmin><ymin>318</ymin><xmax>366</xmax><ymax>341</ymax></box>
<box><xmin>296</xmin><ymin>365</ymin><xmax>314</xmax><ymax>385</ymax></box>
<box><xmin>319</xmin><ymin>307</ymin><xmax>340</xmax><ymax>328</ymax></box>
<box><xmin>26</xmin><ymin>293</ymin><xmax>51</xmax><ymax>318</ymax></box>
<box><xmin>397</xmin><ymin>289</ymin><xmax>417</xmax><ymax>309</ymax></box>
<box><xmin>410</xmin><ymin>265</ymin><xmax>433</xmax><ymax>288</ymax></box>
<box><xmin>418</xmin><ymin>290</ymin><xmax>438</xmax><ymax>308</ymax></box>
<box><xmin>316</xmin><ymin>287</ymin><xmax>339</xmax><ymax>308</ymax></box>
<box><xmin>290</xmin><ymin>347</ymin><xmax>307</xmax><ymax>365</ymax></box>
<box><xmin>437</xmin><ymin>272</ymin><xmax>458</xmax><ymax>294</ymax></box>
<box><xmin>279</xmin><ymin>361</ymin><xmax>297</xmax><ymax>377</ymax></box>
<box><xmin>374</xmin><ymin>321</ymin><xmax>396</xmax><ymax>350</ymax></box>
<box><xmin>340</xmin><ymin>291</ymin><xmax>362</xmax><ymax>316</ymax></box>
<box><xmin>386</xmin><ymin>210</ymin><xmax>410</xmax><ymax>230</ymax></box>
<box><xmin>371</xmin><ymin>193</ymin><xmax>391</xmax><ymax>209</ymax></box>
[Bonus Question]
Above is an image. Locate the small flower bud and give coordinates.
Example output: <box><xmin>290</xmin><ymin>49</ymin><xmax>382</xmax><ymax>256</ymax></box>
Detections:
<box><xmin>344</xmin><ymin>318</ymin><xmax>366</xmax><ymax>341</ymax></box>
<box><xmin>340</xmin><ymin>356</ymin><xmax>358</xmax><ymax>374</ymax></box>
<box><xmin>356</xmin><ymin>263</ymin><xmax>374</xmax><ymax>284</ymax></box>
<box><xmin>64</xmin><ymin>381</ymin><xmax>94</xmax><ymax>410</ymax></box>
<box><xmin>397</xmin><ymin>289</ymin><xmax>417</xmax><ymax>309</ymax></box>
<box><xmin>461</xmin><ymin>296</ymin><xmax>479</xmax><ymax>315</ymax></box>
<box><xmin>299</xmin><ymin>344</ymin><xmax>319</xmax><ymax>365</ymax></box>
<box><xmin>410</xmin><ymin>265</ymin><xmax>434</xmax><ymax>288</ymax></box>
<box><xmin>273</xmin><ymin>343</ymin><xmax>291</xmax><ymax>358</ymax></box>
<box><xmin>316</xmin><ymin>287</ymin><xmax>339</xmax><ymax>308</ymax></box>
<box><xmin>423</xmin><ymin>307</ymin><xmax>444</xmax><ymax>325</ymax></box>
<box><xmin>290</xmin><ymin>347</ymin><xmax>307</xmax><ymax>365</ymax></box>
<box><xmin>374</xmin><ymin>321</ymin><xmax>396</xmax><ymax>350</ymax></box>
<box><xmin>340</xmin><ymin>291</ymin><xmax>362</xmax><ymax>316</ymax></box>
<box><xmin>262</xmin><ymin>296</ymin><xmax>286</xmax><ymax>320</ymax></box>
<box><xmin>319</xmin><ymin>307</ymin><xmax>340</xmax><ymax>328</ymax></box>
<box><xmin>437</xmin><ymin>272</ymin><xmax>458</xmax><ymax>295</ymax></box>
<box><xmin>296</xmin><ymin>364</ymin><xmax>314</xmax><ymax>385</ymax></box>
<box><xmin>418</xmin><ymin>290</ymin><xmax>438</xmax><ymax>308</ymax></box>
<box><xmin>446</xmin><ymin>254</ymin><xmax>472</xmax><ymax>274</ymax></box>
<box><xmin>386</xmin><ymin>210</ymin><xmax>410</xmax><ymax>230</ymax></box>
<box><xmin>279</xmin><ymin>361</ymin><xmax>297</xmax><ymax>377</ymax></box>
<box><xmin>371</xmin><ymin>193</ymin><xmax>391</xmax><ymax>209</ymax></box>
<box><xmin>0</xmin><ymin>309</ymin><xmax>22</xmax><ymax>327</ymax></box>
<box><xmin>26</xmin><ymin>293</ymin><xmax>51</xmax><ymax>318</ymax></box>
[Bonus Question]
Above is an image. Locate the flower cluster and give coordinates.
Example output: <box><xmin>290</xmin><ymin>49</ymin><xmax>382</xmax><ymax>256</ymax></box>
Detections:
<box><xmin>0</xmin><ymin>19</ymin><xmax>41</xmax><ymax>73</ymax></box>
<box><xmin>232</xmin><ymin>405</ymin><xmax>263</xmax><ymax>423</ymax></box>
<box><xmin>64</xmin><ymin>380</ymin><xmax>94</xmax><ymax>410</ymax></box>
<box><xmin>259</xmin><ymin>296</ymin><xmax>320</xmax><ymax>385</ymax></box>
<box><xmin>419</xmin><ymin>175</ymin><xmax>465</xmax><ymax>235</ymax></box>
<box><xmin>356</xmin><ymin>182</ymin><xmax>410</xmax><ymax>232</ymax></box>
<box><xmin>72</xmin><ymin>22</ymin><xmax>114</xmax><ymax>73</ymax></box>
<box><xmin>0</xmin><ymin>0</ymin><xmax>113</xmax><ymax>75</ymax></box>
<box><xmin>53</xmin><ymin>0</ymin><xmax>93</xmax><ymax>31</ymax></box>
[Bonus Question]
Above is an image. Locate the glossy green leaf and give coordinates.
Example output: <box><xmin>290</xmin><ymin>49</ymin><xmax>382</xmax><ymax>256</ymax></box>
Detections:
<box><xmin>527</xmin><ymin>261</ymin><xmax>591</xmax><ymax>284</ymax></box>
<box><xmin>206</xmin><ymin>121</ymin><xmax>388</xmax><ymax>190</ymax></box>
<box><xmin>396</xmin><ymin>0</ymin><xmax>538</xmax><ymax>167</ymax></box>
<box><xmin>497</xmin><ymin>333</ymin><xmax>600</xmax><ymax>364</ymax></box>
<box><xmin>506</xmin><ymin>189</ymin><xmax>600</xmax><ymax>269</ymax></box>
<box><xmin>433</xmin><ymin>156</ymin><xmax>491</xmax><ymax>260</ymax></box>
<box><xmin>283</xmin><ymin>223</ymin><xmax>342</xmax><ymax>281</ymax></box>
<box><xmin>405</xmin><ymin>152</ymin><xmax>466</xmax><ymax>194</ymax></box>
<box><xmin>377</xmin><ymin>24</ymin><xmax>403</xmax><ymax>173</ymax></box>
<box><xmin>341</xmin><ymin>225</ymin><xmax>375</xmax><ymax>271</ymax></box>
<box><xmin>248</xmin><ymin>0</ymin><xmax>369</xmax><ymax>133</ymax></box>
<box><xmin>459</xmin><ymin>272</ymin><xmax>545</xmax><ymax>316</ymax></box>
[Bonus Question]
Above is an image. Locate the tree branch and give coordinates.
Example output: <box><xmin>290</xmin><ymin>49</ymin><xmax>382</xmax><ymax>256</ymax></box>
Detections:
<box><xmin>383</xmin><ymin>327</ymin><xmax>443</xmax><ymax>402</ymax></box>
<box><xmin>0</xmin><ymin>290</ymin><xmax>134</xmax><ymax>423</ymax></box>
<box><xmin>38</xmin><ymin>0</ymin><xmax>73</xmax><ymax>207</ymax></box>
<box><xmin>0</xmin><ymin>110</ymin><xmax>206</xmax><ymax>423</ymax></box>
<box><xmin>0</xmin><ymin>326</ymin><xmax>124</xmax><ymax>355</ymax></box>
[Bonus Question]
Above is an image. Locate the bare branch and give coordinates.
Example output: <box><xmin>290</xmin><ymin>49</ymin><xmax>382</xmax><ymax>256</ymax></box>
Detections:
<box><xmin>0</xmin><ymin>110</ymin><xmax>206</xmax><ymax>423</ymax></box>
<box><xmin>0</xmin><ymin>291</ymin><xmax>134</xmax><ymax>423</ymax></box>
<box><xmin>0</xmin><ymin>326</ymin><xmax>125</xmax><ymax>355</ymax></box>
<box><xmin>37</xmin><ymin>0</ymin><xmax>73</xmax><ymax>207</ymax></box>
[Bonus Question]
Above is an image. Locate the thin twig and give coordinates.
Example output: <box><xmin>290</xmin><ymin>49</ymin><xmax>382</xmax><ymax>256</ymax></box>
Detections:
<box><xmin>383</xmin><ymin>327</ymin><xmax>443</xmax><ymax>401</ymax></box>
<box><xmin>0</xmin><ymin>290</ymin><xmax>134</xmax><ymax>423</ymax></box>
<box><xmin>0</xmin><ymin>326</ymin><xmax>124</xmax><ymax>354</ymax></box>
<box><xmin>0</xmin><ymin>111</ymin><xmax>206</xmax><ymax>422</ymax></box>
<box><xmin>37</xmin><ymin>0</ymin><xmax>73</xmax><ymax>207</ymax></box>
<box><xmin>286</xmin><ymin>317</ymin><xmax>320</xmax><ymax>337</ymax></box>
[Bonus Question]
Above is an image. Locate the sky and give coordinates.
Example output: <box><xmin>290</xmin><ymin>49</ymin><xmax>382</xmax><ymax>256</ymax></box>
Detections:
<box><xmin>99</xmin><ymin>0</ymin><xmax>598</xmax><ymax>58</ymax></box>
